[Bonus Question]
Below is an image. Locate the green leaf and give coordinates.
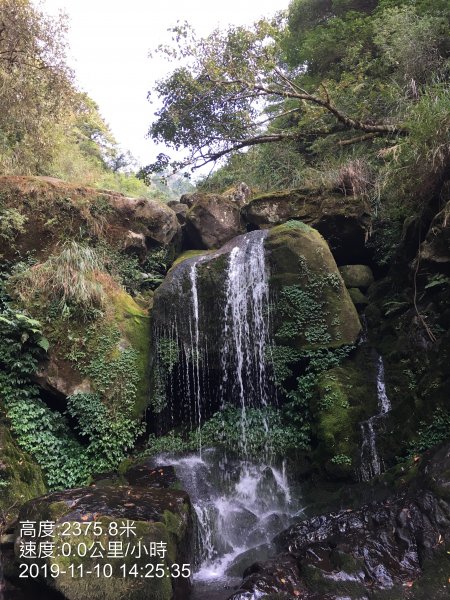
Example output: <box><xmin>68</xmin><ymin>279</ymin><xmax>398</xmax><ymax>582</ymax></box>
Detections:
<box><xmin>37</xmin><ymin>337</ymin><xmax>50</xmax><ymax>352</ymax></box>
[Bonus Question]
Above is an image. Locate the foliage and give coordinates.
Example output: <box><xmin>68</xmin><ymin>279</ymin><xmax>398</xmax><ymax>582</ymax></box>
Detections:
<box><xmin>143</xmin><ymin>0</ymin><xmax>449</xmax><ymax>179</ymax></box>
<box><xmin>100</xmin><ymin>245</ymin><xmax>171</xmax><ymax>295</ymax></box>
<box><xmin>198</xmin><ymin>406</ymin><xmax>310</xmax><ymax>457</ymax></box>
<box><xmin>11</xmin><ymin>242</ymin><xmax>107</xmax><ymax>320</ymax></box>
<box><xmin>330</xmin><ymin>453</ymin><xmax>352</xmax><ymax>466</ymax></box>
<box><xmin>275</xmin><ymin>257</ymin><xmax>342</xmax><ymax>346</ymax></box>
<box><xmin>0</xmin><ymin>0</ymin><xmax>75</xmax><ymax>174</ymax></box>
<box><xmin>0</xmin><ymin>305</ymin><xmax>90</xmax><ymax>490</ymax></box>
<box><xmin>67</xmin><ymin>391</ymin><xmax>144</xmax><ymax>472</ymax></box>
<box><xmin>198</xmin><ymin>141</ymin><xmax>307</xmax><ymax>193</ymax></box>
<box><xmin>145</xmin><ymin>406</ymin><xmax>309</xmax><ymax>459</ymax></box>
<box><xmin>407</xmin><ymin>408</ymin><xmax>450</xmax><ymax>456</ymax></box>
<box><xmin>269</xmin><ymin>343</ymin><xmax>354</xmax><ymax>445</ymax></box>
<box><xmin>1</xmin><ymin>261</ymin><xmax>146</xmax><ymax>490</ymax></box>
<box><xmin>0</xmin><ymin>207</ymin><xmax>27</xmax><ymax>245</ymax></box>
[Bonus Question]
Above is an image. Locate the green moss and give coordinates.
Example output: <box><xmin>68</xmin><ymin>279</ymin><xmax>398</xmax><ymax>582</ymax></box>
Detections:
<box><xmin>0</xmin><ymin>423</ymin><xmax>46</xmax><ymax>524</ymax></box>
<box><xmin>339</xmin><ymin>265</ymin><xmax>374</xmax><ymax>289</ymax></box>
<box><xmin>348</xmin><ymin>287</ymin><xmax>369</xmax><ymax>307</ymax></box>
<box><xmin>313</xmin><ymin>359</ymin><xmax>378</xmax><ymax>476</ymax></box>
<box><xmin>113</xmin><ymin>290</ymin><xmax>151</xmax><ymax>416</ymax></box>
<box><xmin>266</xmin><ymin>221</ymin><xmax>361</xmax><ymax>351</ymax></box>
<box><xmin>171</xmin><ymin>249</ymin><xmax>210</xmax><ymax>268</ymax></box>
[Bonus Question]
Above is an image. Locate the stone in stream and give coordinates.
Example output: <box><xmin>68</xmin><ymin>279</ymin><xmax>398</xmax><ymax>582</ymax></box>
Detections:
<box><xmin>10</xmin><ymin>484</ymin><xmax>193</xmax><ymax>600</ymax></box>
<box><xmin>228</xmin><ymin>443</ymin><xmax>450</xmax><ymax>600</ymax></box>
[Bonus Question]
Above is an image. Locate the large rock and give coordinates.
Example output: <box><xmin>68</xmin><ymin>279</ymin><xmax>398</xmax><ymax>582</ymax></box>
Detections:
<box><xmin>242</xmin><ymin>189</ymin><xmax>371</xmax><ymax>263</ymax></box>
<box><xmin>0</xmin><ymin>176</ymin><xmax>180</xmax><ymax>262</ymax></box>
<box><xmin>166</xmin><ymin>202</ymin><xmax>188</xmax><ymax>225</ymax></box>
<box><xmin>231</xmin><ymin>443</ymin><xmax>450</xmax><ymax>600</ymax></box>
<box><xmin>110</xmin><ymin>195</ymin><xmax>180</xmax><ymax>247</ymax></box>
<box><xmin>24</xmin><ymin>280</ymin><xmax>151</xmax><ymax>417</ymax></box>
<box><xmin>266</xmin><ymin>221</ymin><xmax>361</xmax><ymax>350</ymax></box>
<box><xmin>185</xmin><ymin>194</ymin><xmax>245</xmax><ymax>249</ymax></box>
<box><xmin>151</xmin><ymin>226</ymin><xmax>360</xmax><ymax>434</ymax></box>
<box><xmin>12</xmin><ymin>483</ymin><xmax>193</xmax><ymax>600</ymax></box>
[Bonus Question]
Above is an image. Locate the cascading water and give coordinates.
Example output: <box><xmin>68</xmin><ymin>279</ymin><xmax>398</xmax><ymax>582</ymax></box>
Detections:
<box><xmin>359</xmin><ymin>355</ymin><xmax>392</xmax><ymax>481</ymax></box>
<box><xmin>150</xmin><ymin>230</ymin><xmax>298</xmax><ymax>598</ymax></box>
<box><xmin>152</xmin><ymin>450</ymin><xmax>300</xmax><ymax>600</ymax></box>
<box><xmin>220</xmin><ymin>231</ymin><xmax>271</xmax><ymax>455</ymax></box>
<box><xmin>151</xmin><ymin>230</ymin><xmax>273</xmax><ymax>435</ymax></box>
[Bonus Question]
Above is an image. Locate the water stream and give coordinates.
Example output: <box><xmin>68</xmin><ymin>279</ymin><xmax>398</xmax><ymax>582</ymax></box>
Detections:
<box><xmin>153</xmin><ymin>450</ymin><xmax>300</xmax><ymax>600</ymax></box>
<box><xmin>152</xmin><ymin>229</ymin><xmax>273</xmax><ymax>438</ymax></box>
<box><xmin>359</xmin><ymin>355</ymin><xmax>392</xmax><ymax>481</ymax></box>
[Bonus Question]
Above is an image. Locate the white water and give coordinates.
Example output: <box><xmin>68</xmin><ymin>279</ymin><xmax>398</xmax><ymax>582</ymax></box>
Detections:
<box><xmin>189</xmin><ymin>262</ymin><xmax>203</xmax><ymax>449</ymax></box>
<box><xmin>151</xmin><ymin>231</ymin><xmax>294</xmax><ymax>595</ymax></box>
<box><xmin>359</xmin><ymin>355</ymin><xmax>392</xmax><ymax>481</ymax></box>
<box><xmin>154</xmin><ymin>450</ymin><xmax>299</xmax><ymax>589</ymax></box>
<box><xmin>153</xmin><ymin>230</ymin><xmax>272</xmax><ymax>435</ymax></box>
<box><xmin>220</xmin><ymin>231</ymin><xmax>271</xmax><ymax>455</ymax></box>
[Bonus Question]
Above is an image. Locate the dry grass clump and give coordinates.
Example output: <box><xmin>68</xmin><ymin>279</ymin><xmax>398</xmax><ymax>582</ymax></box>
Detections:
<box><xmin>303</xmin><ymin>158</ymin><xmax>374</xmax><ymax>199</ymax></box>
<box><xmin>13</xmin><ymin>241</ymin><xmax>108</xmax><ymax>318</ymax></box>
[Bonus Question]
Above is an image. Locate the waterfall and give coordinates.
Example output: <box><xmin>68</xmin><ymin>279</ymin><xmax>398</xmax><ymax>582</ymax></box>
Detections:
<box><xmin>153</xmin><ymin>450</ymin><xmax>300</xmax><ymax>597</ymax></box>
<box><xmin>151</xmin><ymin>231</ymin><xmax>287</xmax><ymax>596</ymax></box>
<box><xmin>220</xmin><ymin>231</ymin><xmax>271</xmax><ymax>455</ymax></box>
<box><xmin>189</xmin><ymin>261</ymin><xmax>203</xmax><ymax>448</ymax></box>
<box><xmin>359</xmin><ymin>355</ymin><xmax>392</xmax><ymax>481</ymax></box>
<box><xmin>152</xmin><ymin>230</ymin><xmax>272</xmax><ymax>438</ymax></box>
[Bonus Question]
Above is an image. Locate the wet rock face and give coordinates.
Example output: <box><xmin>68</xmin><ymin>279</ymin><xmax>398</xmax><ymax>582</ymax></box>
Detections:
<box><xmin>232</xmin><ymin>443</ymin><xmax>450</xmax><ymax>600</ymax></box>
<box><xmin>276</xmin><ymin>491</ymin><xmax>449</xmax><ymax>585</ymax></box>
<box><xmin>228</xmin><ymin>555</ymin><xmax>315</xmax><ymax>600</ymax></box>
<box><xmin>12</xmin><ymin>484</ymin><xmax>193</xmax><ymax>600</ymax></box>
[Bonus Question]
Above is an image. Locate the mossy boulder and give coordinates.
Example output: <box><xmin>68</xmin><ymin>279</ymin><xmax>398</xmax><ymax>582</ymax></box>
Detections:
<box><xmin>266</xmin><ymin>221</ymin><xmax>361</xmax><ymax>350</ymax></box>
<box><xmin>242</xmin><ymin>188</ymin><xmax>371</xmax><ymax>263</ymax></box>
<box><xmin>339</xmin><ymin>264</ymin><xmax>374</xmax><ymax>290</ymax></box>
<box><xmin>0</xmin><ymin>175</ymin><xmax>180</xmax><ymax>262</ymax></box>
<box><xmin>185</xmin><ymin>193</ymin><xmax>245</xmax><ymax>249</ymax></box>
<box><xmin>0</xmin><ymin>423</ymin><xmax>46</xmax><ymax>526</ymax></box>
<box><xmin>12</xmin><ymin>484</ymin><xmax>193</xmax><ymax>600</ymax></box>
<box><xmin>17</xmin><ymin>272</ymin><xmax>151</xmax><ymax>418</ymax></box>
<box><xmin>313</xmin><ymin>351</ymin><xmax>378</xmax><ymax>479</ymax></box>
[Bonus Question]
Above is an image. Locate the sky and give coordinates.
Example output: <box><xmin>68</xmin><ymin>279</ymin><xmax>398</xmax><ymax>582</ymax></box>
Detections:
<box><xmin>40</xmin><ymin>0</ymin><xmax>291</xmax><ymax>168</ymax></box>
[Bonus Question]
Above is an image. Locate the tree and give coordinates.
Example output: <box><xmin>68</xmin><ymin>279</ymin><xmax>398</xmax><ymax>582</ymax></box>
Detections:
<box><xmin>0</xmin><ymin>0</ymin><xmax>77</xmax><ymax>174</ymax></box>
<box><xmin>141</xmin><ymin>1</ymin><xmax>448</xmax><ymax>179</ymax></box>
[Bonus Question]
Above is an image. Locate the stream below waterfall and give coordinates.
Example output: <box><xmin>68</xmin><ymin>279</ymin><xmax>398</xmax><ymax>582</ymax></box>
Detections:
<box><xmin>359</xmin><ymin>355</ymin><xmax>392</xmax><ymax>481</ymax></box>
<box><xmin>152</xmin><ymin>449</ymin><xmax>301</xmax><ymax>600</ymax></box>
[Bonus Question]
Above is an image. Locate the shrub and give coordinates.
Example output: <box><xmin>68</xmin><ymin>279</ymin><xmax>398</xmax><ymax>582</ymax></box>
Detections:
<box><xmin>12</xmin><ymin>241</ymin><xmax>107</xmax><ymax>319</ymax></box>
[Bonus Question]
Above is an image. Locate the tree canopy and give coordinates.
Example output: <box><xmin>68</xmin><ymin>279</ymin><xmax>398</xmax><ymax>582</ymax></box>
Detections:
<box><xmin>0</xmin><ymin>0</ymin><xmax>75</xmax><ymax>173</ymax></box>
<box><xmin>141</xmin><ymin>0</ymin><xmax>449</xmax><ymax>180</ymax></box>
